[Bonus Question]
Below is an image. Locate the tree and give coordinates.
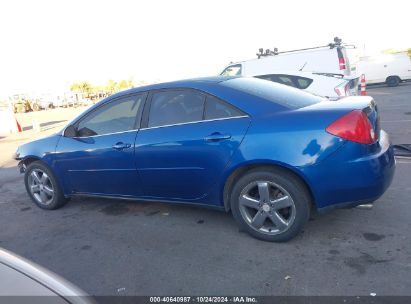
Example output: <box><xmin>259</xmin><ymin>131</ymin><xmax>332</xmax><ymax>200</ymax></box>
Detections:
<box><xmin>70</xmin><ymin>83</ymin><xmax>81</xmax><ymax>92</ymax></box>
<box><xmin>106</xmin><ymin>80</ymin><xmax>117</xmax><ymax>93</ymax></box>
<box><xmin>79</xmin><ymin>81</ymin><xmax>92</xmax><ymax>94</ymax></box>
<box><xmin>118</xmin><ymin>79</ymin><xmax>130</xmax><ymax>90</ymax></box>
<box><xmin>70</xmin><ymin>81</ymin><xmax>92</xmax><ymax>94</ymax></box>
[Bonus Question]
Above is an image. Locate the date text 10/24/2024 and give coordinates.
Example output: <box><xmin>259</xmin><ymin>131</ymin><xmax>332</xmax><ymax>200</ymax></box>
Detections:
<box><xmin>150</xmin><ymin>297</ymin><xmax>258</xmax><ymax>303</ymax></box>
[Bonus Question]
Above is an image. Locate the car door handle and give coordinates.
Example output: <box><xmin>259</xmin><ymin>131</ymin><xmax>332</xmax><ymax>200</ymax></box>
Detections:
<box><xmin>112</xmin><ymin>142</ymin><xmax>131</xmax><ymax>150</ymax></box>
<box><xmin>204</xmin><ymin>133</ymin><xmax>231</xmax><ymax>142</ymax></box>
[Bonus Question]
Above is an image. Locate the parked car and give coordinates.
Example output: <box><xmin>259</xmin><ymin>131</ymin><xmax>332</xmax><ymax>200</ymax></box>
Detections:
<box><xmin>220</xmin><ymin>37</ymin><xmax>353</xmax><ymax>77</ymax></box>
<box><xmin>0</xmin><ymin>247</ymin><xmax>94</xmax><ymax>303</ymax></box>
<box><xmin>14</xmin><ymin>77</ymin><xmax>395</xmax><ymax>242</ymax></box>
<box><xmin>254</xmin><ymin>71</ymin><xmax>359</xmax><ymax>100</ymax></box>
<box><xmin>354</xmin><ymin>53</ymin><xmax>411</xmax><ymax>87</ymax></box>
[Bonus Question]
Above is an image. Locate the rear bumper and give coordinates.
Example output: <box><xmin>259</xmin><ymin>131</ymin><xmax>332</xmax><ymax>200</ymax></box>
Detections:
<box><xmin>300</xmin><ymin>130</ymin><xmax>396</xmax><ymax>210</ymax></box>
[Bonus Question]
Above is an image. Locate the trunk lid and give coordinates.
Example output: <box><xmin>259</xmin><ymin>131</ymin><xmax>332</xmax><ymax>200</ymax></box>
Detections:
<box><xmin>300</xmin><ymin>96</ymin><xmax>380</xmax><ymax>140</ymax></box>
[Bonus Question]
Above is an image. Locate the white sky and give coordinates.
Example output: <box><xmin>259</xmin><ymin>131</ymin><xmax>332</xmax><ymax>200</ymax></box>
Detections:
<box><xmin>0</xmin><ymin>0</ymin><xmax>409</xmax><ymax>98</ymax></box>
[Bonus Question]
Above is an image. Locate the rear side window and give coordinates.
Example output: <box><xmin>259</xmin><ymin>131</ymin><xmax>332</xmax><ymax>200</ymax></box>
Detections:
<box><xmin>76</xmin><ymin>94</ymin><xmax>144</xmax><ymax>137</ymax></box>
<box><xmin>220</xmin><ymin>64</ymin><xmax>242</xmax><ymax>76</ymax></box>
<box><xmin>295</xmin><ymin>77</ymin><xmax>312</xmax><ymax>89</ymax></box>
<box><xmin>223</xmin><ymin>77</ymin><xmax>323</xmax><ymax>109</ymax></box>
<box><xmin>205</xmin><ymin>95</ymin><xmax>244</xmax><ymax>120</ymax></box>
<box><xmin>256</xmin><ymin>74</ymin><xmax>313</xmax><ymax>89</ymax></box>
<box><xmin>148</xmin><ymin>91</ymin><xmax>205</xmax><ymax>128</ymax></box>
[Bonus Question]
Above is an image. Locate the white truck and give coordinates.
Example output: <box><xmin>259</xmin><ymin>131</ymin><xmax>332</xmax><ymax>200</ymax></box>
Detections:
<box><xmin>354</xmin><ymin>53</ymin><xmax>411</xmax><ymax>87</ymax></box>
<box><xmin>220</xmin><ymin>37</ymin><xmax>353</xmax><ymax>77</ymax></box>
<box><xmin>220</xmin><ymin>38</ymin><xmax>358</xmax><ymax>99</ymax></box>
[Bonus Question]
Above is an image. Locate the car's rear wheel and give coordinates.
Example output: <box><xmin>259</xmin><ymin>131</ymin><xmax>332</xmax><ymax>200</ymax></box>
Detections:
<box><xmin>24</xmin><ymin>161</ymin><xmax>67</xmax><ymax>210</ymax></box>
<box><xmin>230</xmin><ymin>168</ymin><xmax>310</xmax><ymax>242</ymax></box>
<box><xmin>386</xmin><ymin>76</ymin><xmax>400</xmax><ymax>87</ymax></box>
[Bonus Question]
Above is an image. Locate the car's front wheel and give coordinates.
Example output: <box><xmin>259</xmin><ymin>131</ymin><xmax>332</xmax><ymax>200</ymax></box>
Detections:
<box><xmin>230</xmin><ymin>168</ymin><xmax>311</xmax><ymax>242</ymax></box>
<box><xmin>24</xmin><ymin>161</ymin><xmax>68</xmax><ymax>210</ymax></box>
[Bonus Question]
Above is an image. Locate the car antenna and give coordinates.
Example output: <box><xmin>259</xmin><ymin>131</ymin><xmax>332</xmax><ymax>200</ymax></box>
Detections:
<box><xmin>299</xmin><ymin>62</ymin><xmax>307</xmax><ymax>71</ymax></box>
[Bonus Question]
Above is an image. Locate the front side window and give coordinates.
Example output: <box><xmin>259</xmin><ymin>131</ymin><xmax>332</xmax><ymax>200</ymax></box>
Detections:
<box><xmin>205</xmin><ymin>95</ymin><xmax>244</xmax><ymax>120</ymax></box>
<box><xmin>76</xmin><ymin>94</ymin><xmax>144</xmax><ymax>137</ymax></box>
<box><xmin>148</xmin><ymin>91</ymin><xmax>205</xmax><ymax>128</ymax></box>
<box><xmin>220</xmin><ymin>64</ymin><xmax>242</xmax><ymax>76</ymax></box>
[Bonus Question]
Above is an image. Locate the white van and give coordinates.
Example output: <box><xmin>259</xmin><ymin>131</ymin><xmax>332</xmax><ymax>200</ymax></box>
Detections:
<box><xmin>220</xmin><ymin>38</ymin><xmax>353</xmax><ymax>77</ymax></box>
<box><xmin>354</xmin><ymin>53</ymin><xmax>411</xmax><ymax>87</ymax></box>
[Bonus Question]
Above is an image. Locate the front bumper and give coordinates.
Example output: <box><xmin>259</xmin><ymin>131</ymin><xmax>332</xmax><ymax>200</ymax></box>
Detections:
<box><xmin>17</xmin><ymin>161</ymin><xmax>26</xmax><ymax>173</ymax></box>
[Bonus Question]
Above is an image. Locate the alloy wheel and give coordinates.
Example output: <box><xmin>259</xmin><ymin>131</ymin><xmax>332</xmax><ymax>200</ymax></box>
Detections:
<box><xmin>238</xmin><ymin>181</ymin><xmax>296</xmax><ymax>235</ymax></box>
<box><xmin>28</xmin><ymin>169</ymin><xmax>54</xmax><ymax>206</ymax></box>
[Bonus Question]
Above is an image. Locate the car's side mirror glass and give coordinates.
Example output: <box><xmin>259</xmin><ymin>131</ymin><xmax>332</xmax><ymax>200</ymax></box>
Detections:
<box><xmin>64</xmin><ymin>125</ymin><xmax>77</xmax><ymax>137</ymax></box>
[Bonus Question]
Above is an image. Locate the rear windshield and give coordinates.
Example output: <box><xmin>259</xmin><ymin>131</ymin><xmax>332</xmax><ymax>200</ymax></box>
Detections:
<box><xmin>255</xmin><ymin>74</ymin><xmax>313</xmax><ymax>89</ymax></box>
<box><xmin>222</xmin><ymin>77</ymin><xmax>323</xmax><ymax>109</ymax></box>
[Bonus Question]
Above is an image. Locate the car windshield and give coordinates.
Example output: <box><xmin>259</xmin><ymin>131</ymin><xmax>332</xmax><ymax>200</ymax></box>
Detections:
<box><xmin>220</xmin><ymin>64</ymin><xmax>242</xmax><ymax>76</ymax></box>
<box><xmin>222</xmin><ymin>77</ymin><xmax>324</xmax><ymax>109</ymax></box>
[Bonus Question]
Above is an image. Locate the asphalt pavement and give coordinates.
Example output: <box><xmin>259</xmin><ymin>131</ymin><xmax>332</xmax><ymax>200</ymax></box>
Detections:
<box><xmin>0</xmin><ymin>83</ymin><xmax>410</xmax><ymax>296</ymax></box>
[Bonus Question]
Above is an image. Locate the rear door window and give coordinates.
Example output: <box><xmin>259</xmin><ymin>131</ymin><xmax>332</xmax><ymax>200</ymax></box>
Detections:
<box><xmin>147</xmin><ymin>90</ymin><xmax>205</xmax><ymax>128</ymax></box>
<box><xmin>204</xmin><ymin>95</ymin><xmax>245</xmax><ymax>120</ymax></box>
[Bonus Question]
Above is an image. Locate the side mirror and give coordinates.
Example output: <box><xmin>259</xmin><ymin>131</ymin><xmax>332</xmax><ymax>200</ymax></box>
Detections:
<box><xmin>64</xmin><ymin>125</ymin><xmax>77</xmax><ymax>137</ymax></box>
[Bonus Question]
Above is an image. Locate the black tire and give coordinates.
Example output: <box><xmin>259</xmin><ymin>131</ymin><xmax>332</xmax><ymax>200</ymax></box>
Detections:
<box><xmin>386</xmin><ymin>76</ymin><xmax>400</xmax><ymax>87</ymax></box>
<box><xmin>230</xmin><ymin>168</ymin><xmax>311</xmax><ymax>242</ymax></box>
<box><xmin>24</xmin><ymin>161</ymin><xmax>68</xmax><ymax>210</ymax></box>
<box><xmin>32</xmin><ymin>103</ymin><xmax>40</xmax><ymax>111</ymax></box>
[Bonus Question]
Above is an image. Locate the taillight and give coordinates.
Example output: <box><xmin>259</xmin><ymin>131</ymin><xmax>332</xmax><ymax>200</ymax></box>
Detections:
<box><xmin>339</xmin><ymin>57</ymin><xmax>346</xmax><ymax>70</ymax></box>
<box><xmin>326</xmin><ymin>110</ymin><xmax>376</xmax><ymax>144</ymax></box>
<box><xmin>334</xmin><ymin>82</ymin><xmax>350</xmax><ymax>96</ymax></box>
<box><xmin>344</xmin><ymin>82</ymin><xmax>350</xmax><ymax>95</ymax></box>
<box><xmin>334</xmin><ymin>87</ymin><xmax>342</xmax><ymax>96</ymax></box>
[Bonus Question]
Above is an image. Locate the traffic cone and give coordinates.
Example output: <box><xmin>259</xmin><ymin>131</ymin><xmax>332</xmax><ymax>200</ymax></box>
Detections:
<box><xmin>360</xmin><ymin>74</ymin><xmax>366</xmax><ymax>96</ymax></box>
<box><xmin>16</xmin><ymin>119</ymin><xmax>22</xmax><ymax>132</ymax></box>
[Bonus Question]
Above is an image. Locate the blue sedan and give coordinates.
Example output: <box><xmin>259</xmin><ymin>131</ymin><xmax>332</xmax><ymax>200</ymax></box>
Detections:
<box><xmin>15</xmin><ymin>77</ymin><xmax>395</xmax><ymax>242</ymax></box>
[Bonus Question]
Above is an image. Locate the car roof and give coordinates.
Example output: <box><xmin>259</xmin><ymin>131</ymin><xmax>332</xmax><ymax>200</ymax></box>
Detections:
<box><xmin>0</xmin><ymin>248</ymin><xmax>92</xmax><ymax>302</ymax></box>
<box><xmin>89</xmin><ymin>76</ymin><xmax>321</xmax><ymax>118</ymax></box>
<box><xmin>112</xmin><ymin>76</ymin><xmax>237</xmax><ymax>96</ymax></box>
